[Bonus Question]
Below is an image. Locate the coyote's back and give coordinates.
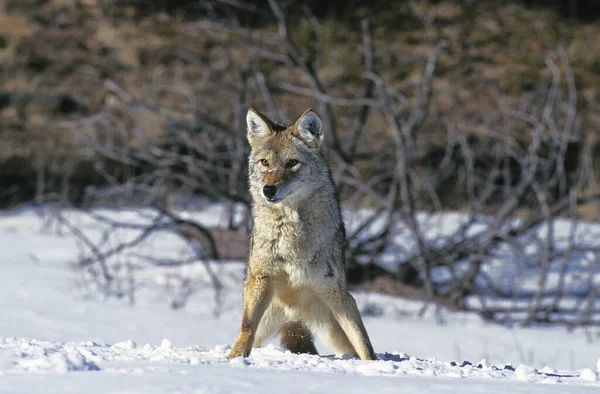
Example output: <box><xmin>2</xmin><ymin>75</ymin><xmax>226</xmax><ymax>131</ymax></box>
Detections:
<box><xmin>226</xmin><ymin>108</ymin><xmax>376</xmax><ymax>361</ymax></box>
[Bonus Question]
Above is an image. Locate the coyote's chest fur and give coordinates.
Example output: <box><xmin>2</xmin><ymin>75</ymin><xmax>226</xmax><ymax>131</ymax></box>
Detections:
<box><xmin>264</xmin><ymin>207</ymin><xmax>304</xmax><ymax>261</ymax></box>
<box><xmin>251</xmin><ymin>204</ymin><xmax>338</xmax><ymax>288</ymax></box>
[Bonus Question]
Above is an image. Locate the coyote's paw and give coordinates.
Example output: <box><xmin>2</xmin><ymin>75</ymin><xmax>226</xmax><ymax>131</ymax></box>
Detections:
<box><xmin>364</xmin><ymin>352</ymin><xmax>378</xmax><ymax>361</ymax></box>
<box><xmin>226</xmin><ymin>340</ymin><xmax>251</xmax><ymax>359</ymax></box>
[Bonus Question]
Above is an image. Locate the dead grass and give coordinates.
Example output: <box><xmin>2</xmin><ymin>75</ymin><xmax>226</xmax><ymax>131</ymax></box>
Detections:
<box><xmin>0</xmin><ymin>0</ymin><xmax>599</xmax><ymax>210</ymax></box>
<box><xmin>0</xmin><ymin>10</ymin><xmax>33</xmax><ymax>60</ymax></box>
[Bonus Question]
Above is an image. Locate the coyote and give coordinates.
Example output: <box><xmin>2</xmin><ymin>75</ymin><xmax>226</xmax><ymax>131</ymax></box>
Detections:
<box><xmin>226</xmin><ymin>108</ymin><xmax>377</xmax><ymax>361</ymax></box>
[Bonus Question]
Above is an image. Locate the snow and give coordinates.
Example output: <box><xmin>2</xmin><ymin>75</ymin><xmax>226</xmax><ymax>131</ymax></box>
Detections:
<box><xmin>580</xmin><ymin>368</ymin><xmax>598</xmax><ymax>382</ymax></box>
<box><xmin>0</xmin><ymin>338</ymin><xmax>592</xmax><ymax>382</ymax></box>
<box><xmin>1</xmin><ymin>207</ymin><xmax>600</xmax><ymax>393</ymax></box>
<box><xmin>2</xmin><ymin>338</ymin><xmax>599</xmax><ymax>392</ymax></box>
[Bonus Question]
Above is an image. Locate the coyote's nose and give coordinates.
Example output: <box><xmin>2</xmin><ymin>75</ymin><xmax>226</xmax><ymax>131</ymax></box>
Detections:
<box><xmin>263</xmin><ymin>185</ymin><xmax>277</xmax><ymax>199</ymax></box>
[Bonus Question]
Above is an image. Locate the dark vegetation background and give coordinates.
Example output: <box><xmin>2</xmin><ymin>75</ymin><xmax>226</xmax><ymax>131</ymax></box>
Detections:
<box><xmin>1</xmin><ymin>0</ymin><xmax>599</xmax><ymax>324</ymax></box>
<box><xmin>1</xmin><ymin>0</ymin><xmax>599</xmax><ymax>209</ymax></box>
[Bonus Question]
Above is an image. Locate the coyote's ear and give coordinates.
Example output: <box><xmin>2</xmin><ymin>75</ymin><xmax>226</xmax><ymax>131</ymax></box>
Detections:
<box><xmin>247</xmin><ymin>108</ymin><xmax>273</xmax><ymax>145</ymax></box>
<box><xmin>293</xmin><ymin>109</ymin><xmax>323</xmax><ymax>149</ymax></box>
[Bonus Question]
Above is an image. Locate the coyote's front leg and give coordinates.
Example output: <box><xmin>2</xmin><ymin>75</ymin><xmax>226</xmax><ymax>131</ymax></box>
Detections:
<box><xmin>318</xmin><ymin>289</ymin><xmax>377</xmax><ymax>361</ymax></box>
<box><xmin>227</xmin><ymin>274</ymin><xmax>273</xmax><ymax>359</ymax></box>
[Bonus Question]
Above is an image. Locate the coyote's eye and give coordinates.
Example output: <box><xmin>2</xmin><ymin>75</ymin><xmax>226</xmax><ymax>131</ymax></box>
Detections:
<box><xmin>259</xmin><ymin>159</ymin><xmax>269</xmax><ymax>167</ymax></box>
<box><xmin>286</xmin><ymin>159</ymin><xmax>299</xmax><ymax>168</ymax></box>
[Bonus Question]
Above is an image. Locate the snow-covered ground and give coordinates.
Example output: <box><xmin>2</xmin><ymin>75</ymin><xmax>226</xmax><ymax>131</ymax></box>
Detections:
<box><xmin>1</xmin><ymin>207</ymin><xmax>600</xmax><ymax>393</ymax></box>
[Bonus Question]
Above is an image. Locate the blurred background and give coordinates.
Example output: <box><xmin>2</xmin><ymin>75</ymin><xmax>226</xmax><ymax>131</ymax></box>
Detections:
<box><xmin>1</xmin><ymin>0</ymin><xmax>600</xmax><ymax>328</ymax></box>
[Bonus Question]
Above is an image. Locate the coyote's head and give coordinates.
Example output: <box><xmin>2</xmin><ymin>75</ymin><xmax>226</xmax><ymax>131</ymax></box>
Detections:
<box><xmin>246</xmin><ymin>108</ymin><xmax>330</xmax><ymax>206</ymax></box>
